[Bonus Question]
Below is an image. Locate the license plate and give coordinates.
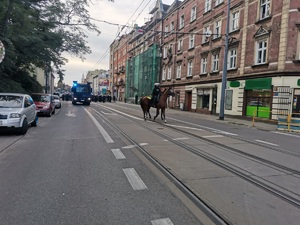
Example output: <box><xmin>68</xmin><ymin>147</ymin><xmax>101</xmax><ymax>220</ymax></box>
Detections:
<box><xmin>36</xmin><ymin>110</ymin><xmax>40</xmax><ymax>113</ymax></box>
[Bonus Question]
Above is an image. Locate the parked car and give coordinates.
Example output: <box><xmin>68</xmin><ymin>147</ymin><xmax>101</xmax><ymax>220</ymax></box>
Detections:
<box><xmin>53</xmin><ymin>95</ymin><xmax>61</xmax><ymax>108</ymax></box>
<box><xmin>0</xmin><ymin>93</ymin><xmax>38</xmax><ymax>134</ymax></box>
<box><xmin>31</xmin><ymin>93</ymin><xmax>56</xmax><ymax>117</ymax></box>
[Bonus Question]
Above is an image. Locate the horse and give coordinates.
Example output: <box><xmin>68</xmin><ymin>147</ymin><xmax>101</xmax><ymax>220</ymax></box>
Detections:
<box><xmin>140</xmin><ymin>87</ymin><xmax>174</xmax><ymax>123</ymax></box>
<box><xmin>140</xmin><ymin>96</ymin><xmax>152</xmax><ymax>121</ymax></box>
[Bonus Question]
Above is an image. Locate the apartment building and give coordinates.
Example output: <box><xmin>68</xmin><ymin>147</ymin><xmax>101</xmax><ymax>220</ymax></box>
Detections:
<box><xmin>110</xmin><ymin>0</ymin><xmax>300</xmax><ymax>119</ymax></box>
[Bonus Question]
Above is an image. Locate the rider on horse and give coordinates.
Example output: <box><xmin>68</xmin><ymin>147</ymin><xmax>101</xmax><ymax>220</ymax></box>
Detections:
<box><xmin>151</xmin><ymin>83</ymin><xmax>161</xmax><ymax>107</ymax></box>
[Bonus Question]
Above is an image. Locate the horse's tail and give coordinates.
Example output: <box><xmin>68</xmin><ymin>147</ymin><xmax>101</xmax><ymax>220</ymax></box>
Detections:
<box><xmin>139</xmin><ymin>97</ymin><xmax>142</xmax><ymax>106</ymax></box>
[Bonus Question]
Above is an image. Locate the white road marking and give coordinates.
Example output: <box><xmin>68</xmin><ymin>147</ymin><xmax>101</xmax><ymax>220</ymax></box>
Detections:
<box><xmin>169</xmin><ymin>118</ymin><xmax>237</xmax><ymax>136</ymax></box>
<box><xmin>123</xmin><ymin>168</ymin><xmax>148</xmax><ymax>191</ymax></box>
<box><xmin>166</xmin><ymin>124</ymin><xmax>203</xmax><ymax>130</ymax></box>
<box><xmin>101</xmin><ymin>111</ymin><xmax>116</xmax><ymax>115</ymax></box>
<box><xmin>111</xmin><ymin>149</ymin><xmax>126</xmax><ymax>159</ymax></box>
<box><xmin>255</xmin><ymin>140</ymin><xmax>279</xmax><ymax>146</ymax></box>
<box><xmin>151</xmin><ymin>218</ymin><xmax>174</xmax><ymax>225</ymax></box>
<box><xmin>83</xmin><ymin>108</ymin><xmax>114</xmax><ymax>143</ymax></box>
<box><xmin>173</xmin><ymin>137</ymin><xmax>189</xmax><ymax>140</ymax></box>
<box><xmin>202</xmin><ymin>135</ymin><xmax>224</xmax><ymax>138</ymax></box>
<box><xmin>98</xmin><ymin>104</ymin><xmax>143</xmax><ymax>120</ymax></box>
<box><xmin>139</xmin><ymin>143</ymin><xmax>149</xmax><ymax>146</ymax></box>
<box><xmin>122</xmin><ymin>145</ymin><xmax>136</xmax><ymax>149</ymax></box>
<box><xmin>65</xmin><ymin>111</ymin><xmax>76</xmax><ymax>117</ymax></box>
<box><xmin>272</xmin><ymin>131</ymin><xmax>300</xmax><ymax>138</ymax></box>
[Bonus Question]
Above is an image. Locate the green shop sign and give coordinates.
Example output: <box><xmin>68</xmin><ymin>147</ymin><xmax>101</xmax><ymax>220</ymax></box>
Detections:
<box><xmin>245</xmin><ymin>78</ymin><xmax>272</xmax><ymax>90</ymax></box>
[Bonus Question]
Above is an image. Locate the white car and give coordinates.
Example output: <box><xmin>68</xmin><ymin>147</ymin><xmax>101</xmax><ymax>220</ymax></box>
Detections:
<box><xmin>0</xmin><ymin>93</ymin><xmax>38</xmax><ymax>134</ymax></box>
<box><xmin>53</xmin><ymin>95</ymin><xmax>61</xmax><ymax>108</ymax></box>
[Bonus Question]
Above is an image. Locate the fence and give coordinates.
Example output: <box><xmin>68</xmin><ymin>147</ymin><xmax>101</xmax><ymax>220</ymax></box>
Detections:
<box><xmin>277</xmin><ymin>113</ymin><xmax>300</xmax><ymax>132</ymax></box>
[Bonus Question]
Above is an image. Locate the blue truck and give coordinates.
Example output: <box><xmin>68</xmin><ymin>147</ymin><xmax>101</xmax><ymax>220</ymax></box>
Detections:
<box><xmin>71</xmin><ymin>81</ymin><xmax>92</xmax><ymax>106</ymax></box>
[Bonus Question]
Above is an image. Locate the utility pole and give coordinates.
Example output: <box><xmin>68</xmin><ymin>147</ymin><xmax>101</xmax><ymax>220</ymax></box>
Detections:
<box><xmin>219</xmin><ymin>0</ymin><xmax>231</xmax><ymax>120</ymax></box>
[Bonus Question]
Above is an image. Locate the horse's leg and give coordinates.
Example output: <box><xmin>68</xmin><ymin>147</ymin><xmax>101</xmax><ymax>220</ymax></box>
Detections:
<box><xmin>161</xmin><ymin>108</ymin><xmax>167</xmax><ymax>123</ymax></box>
<box><xmin>148</xmin><ymin>106</ymin><xmax>151</xmax><ymax>119</ymax></box>
<box><xmin>153</xmin><ymin>108</ymin><xmax>159</xmax><ymax>121</ymax></box>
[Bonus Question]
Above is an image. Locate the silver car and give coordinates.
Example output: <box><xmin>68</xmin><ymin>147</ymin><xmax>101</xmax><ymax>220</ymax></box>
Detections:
<box><xmin>0</xmin><ymin>93</ymin><xmax>38</xmax><ymax>134</ymax></box>
<box><xmin>53</xmin><ymin>95</ymin><xmax>61</xmax><ymax>108</ymax></box>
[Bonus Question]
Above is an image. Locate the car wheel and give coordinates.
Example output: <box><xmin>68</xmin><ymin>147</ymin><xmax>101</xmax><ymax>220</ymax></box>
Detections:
<box><xmin>47</xmin><ymin>110</ymin><xmax>51</xmax><ymax>117</ymax></box>
<box><xmin>31</xmin><ymin>115</ymin><xmax>38</xmax><ymax>127</ymax></box>
<box><xmin>52</xmin><ymin>108</ymin><xmax>56</xmax><ymax>114</ymax></box>
<box><xmin>19</xmin><ymin>118</ymin><xmax>28</xmax><ymax>135</ymax></box>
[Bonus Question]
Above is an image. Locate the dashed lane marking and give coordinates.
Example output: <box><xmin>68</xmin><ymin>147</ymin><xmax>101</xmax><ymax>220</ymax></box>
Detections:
<box><xmin>111</xmin><ymin>149</ymin><xmax>126</xmax><ymax>159</ymax></box>
<box><xmin>123</xmin><ymin>168</ymin><xmax>148</xmax><ymax>191</ymax></box>
<box><xmin>255</xmin><ymin>140</ymin><xmax>279</xmax><ymax>146</ymax></box>
<box><xmin>151</xmin><ymin>218</ymin><xmax>174</xmax><ymax>225</ymax></box>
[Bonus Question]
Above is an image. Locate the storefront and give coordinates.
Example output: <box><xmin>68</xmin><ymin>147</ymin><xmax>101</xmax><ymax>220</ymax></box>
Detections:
<box><xmin>244</xmin><ymin>78</ymin><xmax>272</xmax><ymax>118</ymax></box>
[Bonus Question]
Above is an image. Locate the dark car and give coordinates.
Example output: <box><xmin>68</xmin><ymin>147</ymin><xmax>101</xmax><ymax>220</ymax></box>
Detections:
<box><xmin>31</xmin><ymin>93</ymin><xmax>56</xmax><ymax>117</ymax></box>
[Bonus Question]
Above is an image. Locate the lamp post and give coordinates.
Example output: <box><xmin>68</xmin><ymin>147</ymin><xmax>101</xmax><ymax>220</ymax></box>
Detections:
<box><xmin>219</xmin><ymin>0</ymin><xmax>231</xmax><ymax>120</ymax></box>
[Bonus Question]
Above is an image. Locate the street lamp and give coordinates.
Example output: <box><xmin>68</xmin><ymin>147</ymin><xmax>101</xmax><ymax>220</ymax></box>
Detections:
<box><xmin>219</xmin><ymin>0</ymin><xmax>231</xmax><ymax>120</ymax></box>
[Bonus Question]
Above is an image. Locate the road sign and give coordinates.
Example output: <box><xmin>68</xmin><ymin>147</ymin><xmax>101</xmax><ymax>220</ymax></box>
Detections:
<box><xmin>0</xmin><ymin>40</ymin><xmax>5</xmax><ymax>63</ymax></box>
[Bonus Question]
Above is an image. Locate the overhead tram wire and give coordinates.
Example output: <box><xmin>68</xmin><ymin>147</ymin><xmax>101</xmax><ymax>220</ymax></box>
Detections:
<box><xmin>89</xmin><ymin>0</ymin><xmax>151</xmax><ymax>70</ymax></box>
<box><xmin>89</xmin><ymin>0</ymin><xmax>232</xmax><ymax>70</ymax></box>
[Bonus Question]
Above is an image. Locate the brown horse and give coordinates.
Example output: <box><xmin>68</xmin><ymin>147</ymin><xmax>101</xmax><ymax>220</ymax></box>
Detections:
<box><xmin>140</xmin><ymin>87</ymin><xmax>174</xmax><ymax>123</ymax></box>
<box><xmin>139</xmin><ymin>96</ymin><xmax>152</xmax><ymax>121</ymax></box>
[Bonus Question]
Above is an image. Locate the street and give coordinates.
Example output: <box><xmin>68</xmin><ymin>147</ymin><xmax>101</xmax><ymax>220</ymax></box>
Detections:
<box><xmin>0</xmin><ymin>101</ymin><xmax>299</xmax><ymax>225</ymax></box>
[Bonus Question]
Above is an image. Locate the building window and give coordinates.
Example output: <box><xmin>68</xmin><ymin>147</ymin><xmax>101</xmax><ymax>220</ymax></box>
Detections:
<box><xmin>212</xmin><ymin>54</ymin><xmax>219</xmax><ymax>71</ymax></box>
<box><xmin>228</xmin><ymin>49</ymin><xmax>237</xmax><ymax>69</ymax></box>
<box><xmin>189</xmin><ymin>34</ymin><xmax>195</xmax><ymax>49</ymax></box>
<box><xmin>215</xmin><ymin>0</ymin><xmax>223</xmax><ymax>6</ymax></box>
<box><xmin>176</xmin><ymin>63</ymin><xmax>181</xmax><ymax>79</ymax></box>
<box><xmin>179</xmin><ymin>15</ymin><xmax>184</xmax><ymax>29</ymax></box>
<box><xmin>167</xmin><ymin>66</ymin><xmax>172</xmax><ymax>80</ymax></box>
<box><xmin>205</xmin><ymin>0</ymin><xmax>211</xmax><ymax>13</ymax></box>
<box><xmin>162</xmin><ymin>67</ymin><xmax>166</xmax><ymax>80</ymax></box>
<box><xmin>214</xmin><ymin>20</ymin><xmax>221</xmax><ymax>39</ymax></box>
<box><xmin>163</xmin><ymin>46</ymin><xmax>167</xmax><ymax>58</ymax></box>
<box><xmin>260</xmin><ymin>0</ymin><xmax>271</xmax><ymax>20</ymax></box>
<box><xmin>177</xmin><ymin>39</ymin><xmax>183</xmax><ymax>52</ymax></box>
<box><xmin>191</xmin><ymin>6</ymin><xmax>196</xmax><ymax>22</ymax></box>
<box><xmin>170</xmin><ymin>21</ymin><xmax>174</xmax><ymax>33</ymax></box>
<box><xmin>203</xmin><ymin>26</ymin><xmax>210</xmax><ymax>43</ymax></box>
<box><xmin>165</xmin><ymin>25</ymin><xmax>169</xmax><ymax>36</ymax></box>
<box><xmin>201</xmin><ymin>57</ymin><xmax>208</xmax><ymax>74</ymax></box>
<box><xmin>256</xmin><ymin>39</ymin><xmax>267</xmax><ymax>64</ymax></box>
<box><xmin>230</xmin><ymin>11</ymin><xmax>239</xmax><ymax>32</ymax></box>
<box><xmin>297</xmin><ymin>28</ymin><xmax>300</xmax><ymax>60</ymax></box>
<box><xmin>187</xmin><ymin>60</ymin><xmax>193</xmax><ymax>77</ymax></box>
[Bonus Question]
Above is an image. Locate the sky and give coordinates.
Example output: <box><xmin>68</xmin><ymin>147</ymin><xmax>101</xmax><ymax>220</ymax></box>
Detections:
<box><xmin>60</xmin><ymin>0</ymin><xmax>175</xmax><ymax>86</ymax></box>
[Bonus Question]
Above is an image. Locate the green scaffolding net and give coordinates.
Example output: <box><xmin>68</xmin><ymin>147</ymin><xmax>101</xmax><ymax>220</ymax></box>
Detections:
<box><xmin>125</xmin><ymin>44</ymin><xmax>161</xmax><ymax>101</ymax></box>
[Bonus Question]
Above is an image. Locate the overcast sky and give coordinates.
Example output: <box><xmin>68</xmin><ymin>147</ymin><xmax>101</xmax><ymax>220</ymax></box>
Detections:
<box><xmin>61</xmin><ymin>0</ymin><xmax>174</xmax><ymax>86</ymax></box>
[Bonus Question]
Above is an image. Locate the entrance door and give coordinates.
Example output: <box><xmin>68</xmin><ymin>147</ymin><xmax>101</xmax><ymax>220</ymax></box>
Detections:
<box><xmin>292</xmin><ymin>89</ymin><xmax>300</xmax><ymax>117</ymax></box>
<box><xmin>185</xmin><ymin>92</ymin><xmax>192</xmax><ymax>111</ymax></box>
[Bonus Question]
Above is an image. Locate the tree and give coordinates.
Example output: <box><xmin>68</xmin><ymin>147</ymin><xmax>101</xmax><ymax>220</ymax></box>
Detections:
<box><xmin>0</xmin><ymin>0</ymin><xmax>113</xmax><ymax>92</ymax></box>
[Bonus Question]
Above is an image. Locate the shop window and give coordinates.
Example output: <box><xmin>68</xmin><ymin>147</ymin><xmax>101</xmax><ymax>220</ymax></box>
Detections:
<box><xmin>197</xmin><ymin>89</ymin><xmax>210</xmax><ymax>109</ymax></box>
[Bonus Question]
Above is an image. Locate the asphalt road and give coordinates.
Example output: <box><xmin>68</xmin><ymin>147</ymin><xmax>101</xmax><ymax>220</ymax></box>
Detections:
<box><xmin>1</xmin><ymin>100</ymin><xmax>299</xmax><ymax>225</ymax></box>
<box><xmin>0</xmin><ymin>102</ymin><xmax>201</xmax><ymax>225</ymax></box>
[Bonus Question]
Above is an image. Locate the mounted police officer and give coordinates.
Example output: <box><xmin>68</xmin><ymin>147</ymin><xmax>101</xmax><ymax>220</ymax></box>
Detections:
<box><xmin>151</xmin><ymin>83</ymin><xmax>161</xmax><ymax>106</ymax></box>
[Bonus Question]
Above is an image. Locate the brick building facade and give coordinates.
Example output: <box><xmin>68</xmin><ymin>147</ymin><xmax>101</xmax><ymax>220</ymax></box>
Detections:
<box><xmin>109</xmin><ymin>0</ymin><xmax>300</xmax><ymax>119</ymax></box>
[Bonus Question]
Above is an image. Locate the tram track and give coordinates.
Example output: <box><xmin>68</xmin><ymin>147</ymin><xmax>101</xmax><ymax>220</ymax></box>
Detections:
<box><xmin>91</xmin><ymin>104</ymin><xmax>300</xmax><ymax>223</ymax></box>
